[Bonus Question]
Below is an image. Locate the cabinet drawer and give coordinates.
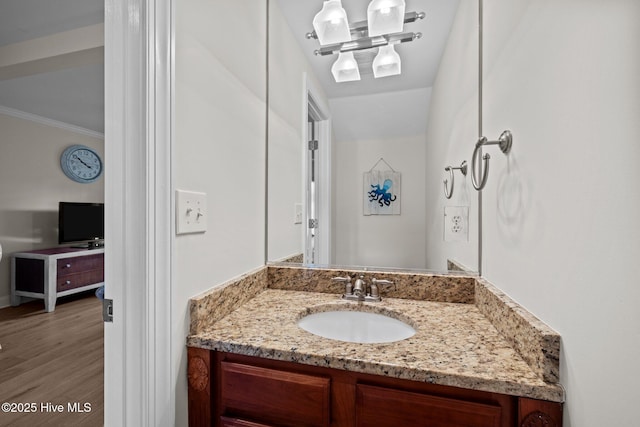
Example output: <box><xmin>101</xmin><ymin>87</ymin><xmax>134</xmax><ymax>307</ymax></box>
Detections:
<box><xmin>57</xmin><ymin>254</ymin><xmax>104</xmax><ymax>277</ymax></box>
<box><xmin>220</xmin><ymin>416</ymin><xmax>274</xmax><ymax>427</ymax></box>
<box><xmin>356</xmin><ymin>383</ymin><xmax>502</xmax><ymax>427</ymax></box>
<box><xmin>220</xmin><ymin>361</ymin><xmax>330</xmax><ymax>427</ymax></box>
<box><xmin>57</xmin><ymin>270</ymin><xmax>104</xmax><ymax>291</ymax></box>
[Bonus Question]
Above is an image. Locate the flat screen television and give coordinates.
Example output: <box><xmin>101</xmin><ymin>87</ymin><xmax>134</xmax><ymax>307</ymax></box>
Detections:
<box><xmin>58</xmin><ymin>202</ymin><xmax>105</xmax><ymax>248</ymax></box>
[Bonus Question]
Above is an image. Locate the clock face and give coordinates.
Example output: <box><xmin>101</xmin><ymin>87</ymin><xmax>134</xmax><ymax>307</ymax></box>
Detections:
<box><xmin>61</xmin><ymin>145</ymin><xmax>103</xmax><ymax>183</ymax></box>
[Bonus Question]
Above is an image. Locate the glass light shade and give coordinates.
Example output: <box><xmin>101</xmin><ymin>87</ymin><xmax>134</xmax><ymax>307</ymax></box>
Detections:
<box><xmin>367</xmin><ymin>0</ymin><xmax>406</xmax><ymax>36</ymax></box>
<box><xmin>331</xmin><ymin>52</ymin><xmax>361</xmax><ymax>82</ymax></box>
<box><xmin>372</xmin><ymin>45</ymin><xmax>401</xmax><ymax>78</ymax></box>
<box><xmin>313</xmin><ymin>0</ymin><xmax>352</xmax><ymax>46</ymax></box>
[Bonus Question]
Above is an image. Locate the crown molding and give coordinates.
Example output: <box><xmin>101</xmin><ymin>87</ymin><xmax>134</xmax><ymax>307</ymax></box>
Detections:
<box><xmin>0</xmin><ymin>105</ymin><xmax>104</xmax><ymax>140</ymax></box>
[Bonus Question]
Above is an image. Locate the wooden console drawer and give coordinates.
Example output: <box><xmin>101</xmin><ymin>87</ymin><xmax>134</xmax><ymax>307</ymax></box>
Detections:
<box><xmin>57</xmin><ymin>254</ymin><xmax>104</xmax><ymax>277</ymax></box>
<box><xmin>220</xmin><ymin>361</ymin><xmax>330</xmax><ymax>427</ymax></box>
<box><xmin>12</xmin><ymin>247</ymin><xmax>105</xmax><ymax>312</ymax></box>
<box><xmin>57</xmin><ymin>269</ymin><xmax>104</xmax><ymax>291</ymax></box>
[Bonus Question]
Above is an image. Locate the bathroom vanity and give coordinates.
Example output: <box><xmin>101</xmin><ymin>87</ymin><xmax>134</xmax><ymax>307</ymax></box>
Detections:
<box><xmin>187</xmin><ymin>266</ymin><xmax>563</xmax><ymax>426</ymax></box>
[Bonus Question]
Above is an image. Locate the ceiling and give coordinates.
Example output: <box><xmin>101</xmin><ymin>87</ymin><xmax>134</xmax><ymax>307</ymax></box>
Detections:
<box><xmin>0</xmin><ymin>0</ymin><xmax>459</xmax><ymax>136</ymax></box>
<box><xmin>0</xmin><ymin>0</ymin><xmax>104</xmax><ymax>134</ymax></box>
<box><xmin>275</xmin><ymin>0</ymin><xmax>460</xmax><ymax>99</ymax></box>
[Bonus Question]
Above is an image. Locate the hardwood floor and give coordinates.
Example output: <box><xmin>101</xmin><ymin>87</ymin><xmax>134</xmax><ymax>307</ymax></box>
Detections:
<box><xmin>0</xmin><ymin>292</ymin><xmax>103</xmax><ymax>426</ymax></box>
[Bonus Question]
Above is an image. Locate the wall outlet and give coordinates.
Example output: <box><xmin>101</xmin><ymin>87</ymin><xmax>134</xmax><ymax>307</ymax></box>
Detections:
<box><xmin>294</xmin><ymin>203</ymin><xmax>303</xmax><ymax>224</ymax></box>
<box><xmin>176</xmin><ymin>190</ymin><xmax>207</xmax><ymax>234</ymax></box>
<box><xmin>444</xmin><ymin>206</ymin><xmax>469</xmax><ymax>242</ymax></box>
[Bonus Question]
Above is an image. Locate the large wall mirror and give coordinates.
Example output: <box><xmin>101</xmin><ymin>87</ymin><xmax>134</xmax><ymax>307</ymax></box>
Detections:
<box><xmin>267</xmin><ymin>0</ymin><xmax>481</xmax><ymax>274</ymax></box>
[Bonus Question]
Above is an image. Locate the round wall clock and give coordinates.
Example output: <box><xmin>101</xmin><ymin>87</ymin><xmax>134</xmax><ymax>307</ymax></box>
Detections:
<box><xmin>60</xmin><ymin>145</ymin><xmax>103</xmax><ymax>183</ymax></box>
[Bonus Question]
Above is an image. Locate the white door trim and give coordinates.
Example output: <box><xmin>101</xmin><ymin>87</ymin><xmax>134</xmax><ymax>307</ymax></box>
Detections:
<box><xmin>301</xmin><ymin>73</ymin><xmax>332</xmax><ymax>265</ymax></box>
<box><xmin>104</xmin><ymin>0</ymin><xmax>173</xmax><ymax>425</ymax></box>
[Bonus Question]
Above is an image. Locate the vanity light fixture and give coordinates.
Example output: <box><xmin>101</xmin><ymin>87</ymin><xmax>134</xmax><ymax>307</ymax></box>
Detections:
<box><xmin>312</xmin><ymin>0</ymin><xmax>352</xmax><ymax>46</ymax></box>
<box><xmin>331</xmin><ymin>52</ymin><xmax>361</xmax><ymax>82</ymax></box>
<box><xmin>308</xmin><ymin>4</ymin><xmax>424</xmax><ymax>83</ymax></box>
<box><xmin>372</xmin><ymin>44</ymin><xmax>401</xmax><ymax>78</ymax></box>
<box><xmin>367</xmin><ymin>0</ymin><xmax>406</xmax><ymax>37</ymax></box>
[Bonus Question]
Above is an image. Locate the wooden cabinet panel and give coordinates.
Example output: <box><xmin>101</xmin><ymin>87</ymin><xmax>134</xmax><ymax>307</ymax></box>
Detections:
<box><xmin>220</xmin><ymin>361</ymin><xmax>330</xmax><ymax>427</ymax></box>
<box><xmin>188</xmin><ymin>347</ymin><xmax>212</xmax><ymax>427</ymax></box>
<box><xmin>188</xmin><ymin>351</ymin><xmax>561</xmax><ymax>427</ymax></box>
<box><xmin>14</xmin><ymin>258</ymin><xmax>45</xmax><ymax>293</ymax></box>
<box><xmin>356</xmin><ymin>383</ymin><xmax>502</xmax><ymax>427</ymax></box>
<box><xmin>518</xmin><ymin>398</ymin><xmax>562</xmax><ymax>427</ymax></box>
<box><xmin>220</xmin><ymin>416</ymin><xmax>275</xmax><ymax>427</ymax></box>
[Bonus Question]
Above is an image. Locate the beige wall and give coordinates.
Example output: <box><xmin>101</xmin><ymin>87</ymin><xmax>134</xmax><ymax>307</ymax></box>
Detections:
<box><xmin>426</xmin><ymin>0</ymin><xmax>640</xmax><ymax>425</ymax></box>
<box><xmin>424</xmin><ymin>0</ymin><xmax>480</xmax><ymax>272</ymax></box>
<box><xmin>173</xmin><ymin>0</ymin><xmax>266</xmax><ymax>424</ymax></box>
<box><xmin>0</xmin><ymin>112</ymin><xmax>104</xmax><ymax>307</ymax></box>
<box><xmin>331</xmin><ymin>87</ymin><xmax>431</xmax><ymax>269</ymax></box>
<box><xmin>334</xmin><ymin>132</ymin><xmax>428</xmax><ymax>269</ymax></box>
<box><xmin>480</xmin><ymin>1</ymin><xmax>640</xmax><ymax>425</ymax></box>
<box><xmin>267</xmin><ymin>0</ymin><xmax>328</xmax><ymax>262</ymax></box>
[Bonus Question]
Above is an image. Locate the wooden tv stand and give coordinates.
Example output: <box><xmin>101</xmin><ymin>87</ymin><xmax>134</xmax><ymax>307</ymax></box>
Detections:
<box><xmin>10</xmin><ymin>247</ymin><xmax>104</xmax><ymax>312</ymax></box>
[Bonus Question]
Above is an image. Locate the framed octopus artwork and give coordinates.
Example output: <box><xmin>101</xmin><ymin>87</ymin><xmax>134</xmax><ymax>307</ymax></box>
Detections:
<box><xmin>363</xmin><ymin>169</ymin><xmax>401</xmax><ymax>215</ymax></box>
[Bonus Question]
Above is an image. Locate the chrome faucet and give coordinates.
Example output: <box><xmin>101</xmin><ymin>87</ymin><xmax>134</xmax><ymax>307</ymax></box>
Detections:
<box><xmin>333</xmin><ymin>275</ymin><xmax>394</xmax><ymax>302</ymax></box>
<box><xmin>352</xmin><ymin>275</ymin><xmax>366</xmax><ymax>300</ymax></box>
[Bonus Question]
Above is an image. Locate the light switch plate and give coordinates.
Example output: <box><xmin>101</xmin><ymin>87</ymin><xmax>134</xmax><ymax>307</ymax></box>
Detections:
<box><xmin>294</xmin><ymin>203</ymin><xmax>303</xmax><ymax>224</ymax></box>
<box><xmin>176</xmin><ymin>190</ymin><xmax>207</xmax><ymax>234</ymax></box>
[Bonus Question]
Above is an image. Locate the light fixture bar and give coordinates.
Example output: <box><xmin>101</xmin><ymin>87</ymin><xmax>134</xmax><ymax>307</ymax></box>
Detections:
<box><xmin>306</xmin><ymin>11</ymin><xmax>425</xmax><ymax>40</ymax></box>
<box><xmin>314</xmin><ymin>31</ymin><xmax>421</xmax><ymax>56</ymax></box>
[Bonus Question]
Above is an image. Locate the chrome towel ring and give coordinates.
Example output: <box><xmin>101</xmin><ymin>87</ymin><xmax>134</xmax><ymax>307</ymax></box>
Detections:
<box><xmin>443</xmin><ymin>161</ymin><xmax>468</xmax><ymax>199</ymax></box>
<box><xmin>471</xmin><ymin>130</ymin><xmax>513</xmax><ymax>191</ymax></box>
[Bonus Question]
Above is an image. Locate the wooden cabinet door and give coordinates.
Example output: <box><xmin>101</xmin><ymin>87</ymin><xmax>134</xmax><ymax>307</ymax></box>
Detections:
<box><xmin>356</xmin><ymin>383</ymin><xmax>503</xmax><ymax>427</ymax></box>
<box><xmin>220</xmin><ymin>361</ymin><xmax>330</xmax><ymax>427</ymax></box>
<box><xmin>220</xmin><ymin>416</ymin><xmax>275</xmax><ymax>427</ymax></box>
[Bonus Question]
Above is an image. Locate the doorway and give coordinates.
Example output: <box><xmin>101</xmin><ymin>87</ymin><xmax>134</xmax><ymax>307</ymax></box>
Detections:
<box><xmin>303</xmin><ymin>82</ymin><xmax>331</xmax><ymax>266</ymax></box>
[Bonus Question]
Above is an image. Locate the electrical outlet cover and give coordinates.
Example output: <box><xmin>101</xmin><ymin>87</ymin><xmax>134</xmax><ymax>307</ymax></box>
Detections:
<box><xmin>444</xmin><ymin>206</ymin><xmax>469</xmax><ymax>242</ymax></box>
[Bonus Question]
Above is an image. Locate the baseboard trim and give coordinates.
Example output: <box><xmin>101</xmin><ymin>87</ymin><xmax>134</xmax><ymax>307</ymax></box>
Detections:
<box><xmin>0</xmin><ymin>295</ymin><xmax>10</xmax><ymax>309</ymax></box>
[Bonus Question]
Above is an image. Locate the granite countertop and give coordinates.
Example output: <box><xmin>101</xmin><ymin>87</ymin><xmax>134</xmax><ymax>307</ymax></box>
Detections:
<box><xmin>187</xmin><ymin>267</ymin><xmax>564</xmax><ymax>402</ymax></box>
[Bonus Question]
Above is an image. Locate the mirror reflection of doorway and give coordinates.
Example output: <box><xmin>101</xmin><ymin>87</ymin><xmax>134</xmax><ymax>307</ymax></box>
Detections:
<box><xmin>304</xmin><ymin>91</ymin><xmax>331</xmax><ymax>266</ymax></box>
<box><xmin>306</xmin><ymin>113</ymin><xmax>319</xmax><ymax>264</ymax></box>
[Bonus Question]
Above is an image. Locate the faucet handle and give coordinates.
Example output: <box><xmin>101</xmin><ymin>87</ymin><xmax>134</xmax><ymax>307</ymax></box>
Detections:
<box><xmin>371</xmin><ymin>278</ymin><xmax>395</xmax><ymax>290</ymax></box>
<box><xmin>333</xmin><ymin>276</ymin><xmax>353</xmax><ymax>296</ymax></box>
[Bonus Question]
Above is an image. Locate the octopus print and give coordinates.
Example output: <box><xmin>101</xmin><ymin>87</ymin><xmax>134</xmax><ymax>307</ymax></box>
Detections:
<box><xmin>368</xmin><ymin>178</ymin><xmax>397</xmax><ymax>207</ymax></box>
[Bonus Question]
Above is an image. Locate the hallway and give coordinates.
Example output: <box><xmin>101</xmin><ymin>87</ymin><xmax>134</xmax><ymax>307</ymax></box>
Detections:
<box><xmin>0</xmin><ymin>292</ymin><xmax>103</xmax><ymax>426</ymax></box>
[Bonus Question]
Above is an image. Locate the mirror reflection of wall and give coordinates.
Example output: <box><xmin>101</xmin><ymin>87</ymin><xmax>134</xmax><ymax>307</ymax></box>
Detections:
<box><xmin>267</xmin><ymin>0</ymin><xmax>480</xmax><ymax>274</ymax></box>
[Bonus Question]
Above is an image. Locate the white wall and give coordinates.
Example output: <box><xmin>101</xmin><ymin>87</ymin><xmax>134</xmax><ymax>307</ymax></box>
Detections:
<box><xmin>267</xmin><ymin>0</ymin><xmax>328</xmax><ymax>262</ymax></box>
<box><xmin>173</xmin><ymin>0</ymin><xmax>266</xmax><ymax>424</ymax></box>
<box><xmin>0</xmin><ymin>112</ymin><xmax>104</xmax><ymax>307</ymax></box>
<box><xmin>423</xmin><ymin>0</ymin><xmax>480</xmax><ymax>272</ymax></box>
<box><xmin>481</xmin><ymin>1</ymin><xmax>640</xmax><ymax>425</ymax></box>
<box><xmin>332</xmin><ymin>89</ymin><xmax>429</xmax><ymax>269</ymax></box>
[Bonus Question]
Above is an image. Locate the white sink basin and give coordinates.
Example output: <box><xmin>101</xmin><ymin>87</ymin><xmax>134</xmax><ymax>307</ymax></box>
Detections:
<box><xmin>297</xmin><ymin>309</ymin><xmax>416</xmax><ymax>344</ymax></box>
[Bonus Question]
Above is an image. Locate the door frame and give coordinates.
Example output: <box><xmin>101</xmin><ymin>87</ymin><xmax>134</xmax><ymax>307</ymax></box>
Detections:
<box><xmin>301</xmin><ymin>74</ymin><xmax>331</xmax><ymax>266</ymax></box>
<box><xmin>104</xmin><ymin>0</ymin><xmax>173</xmax><ymax>425</ymax></box>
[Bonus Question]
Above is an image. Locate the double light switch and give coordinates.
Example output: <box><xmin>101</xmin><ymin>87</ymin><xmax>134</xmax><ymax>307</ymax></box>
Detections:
<box><xmin>176</xmin><ymin>190</ymin><xmax>207</xmax><ymax>234</ymax></box>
